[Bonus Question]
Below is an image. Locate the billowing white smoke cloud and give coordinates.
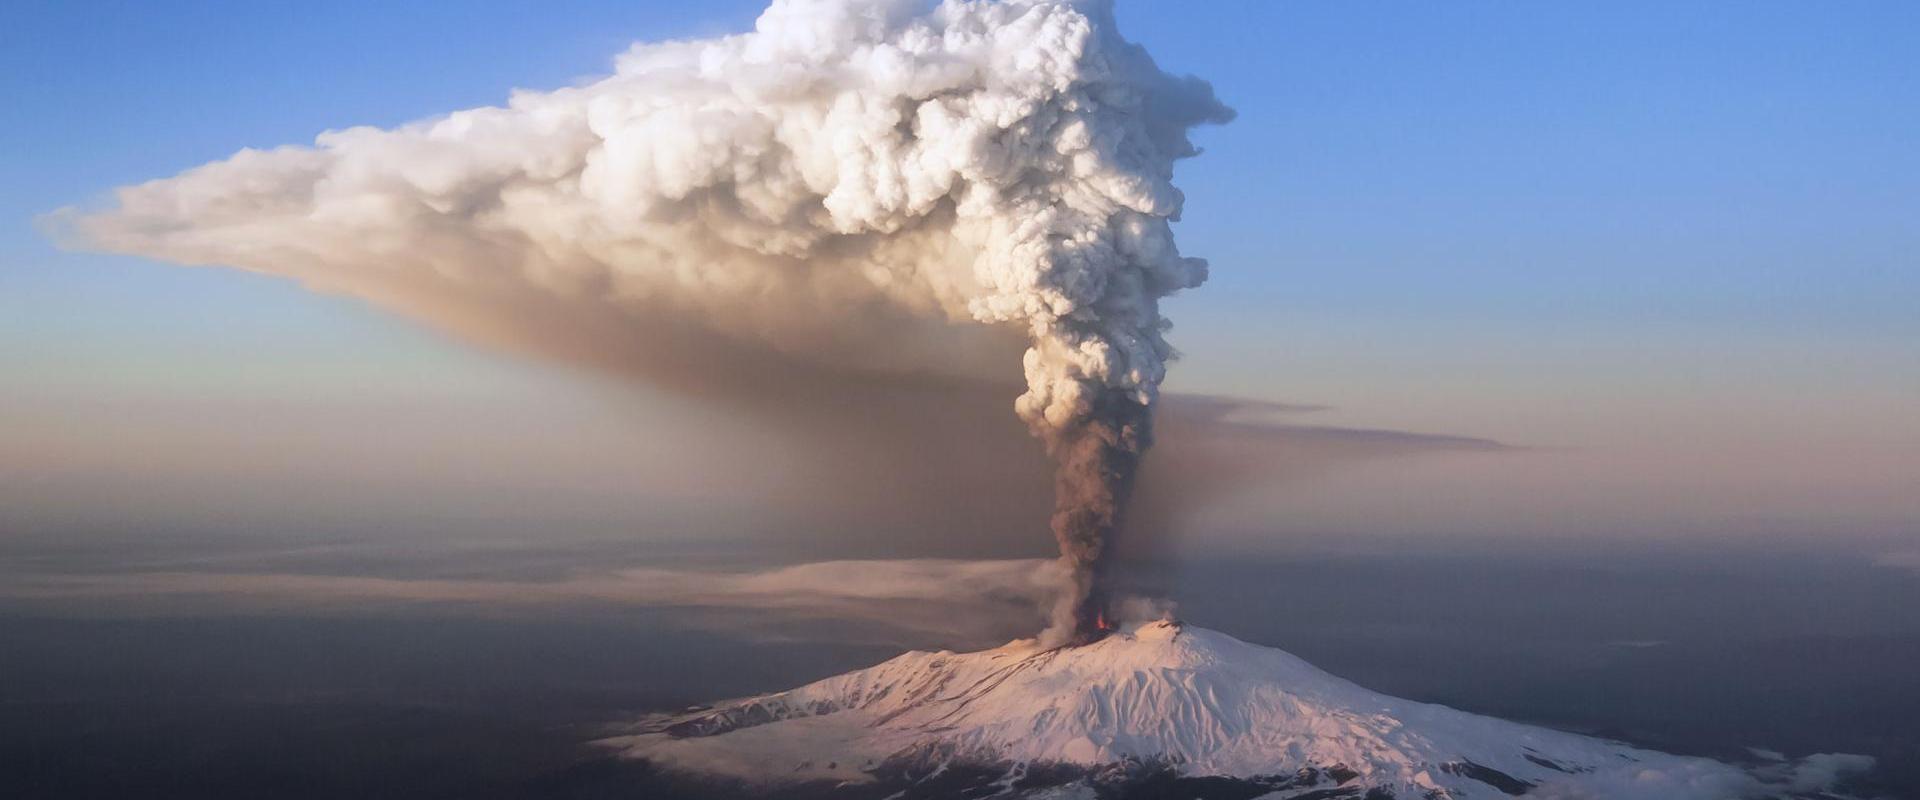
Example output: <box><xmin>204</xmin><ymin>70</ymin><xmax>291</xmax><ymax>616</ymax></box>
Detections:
<box><xmin>53</xmin><ymin>0</ymin><xmax>1229</xmax><ymax>644</ymax></box>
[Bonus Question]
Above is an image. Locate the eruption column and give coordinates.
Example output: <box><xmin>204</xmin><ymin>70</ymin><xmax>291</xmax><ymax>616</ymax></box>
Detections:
<box><xmin>56</xmin><ymin>0</ymin><xmax>1230</xmax><ymax>646</ymax></box>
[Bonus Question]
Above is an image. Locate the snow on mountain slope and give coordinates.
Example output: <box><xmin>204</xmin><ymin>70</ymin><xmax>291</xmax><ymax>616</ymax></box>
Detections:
<box><xmin>605</xmin><ymin>620</ymin><xmax>1872</xmax><ymax>799</ymax></box>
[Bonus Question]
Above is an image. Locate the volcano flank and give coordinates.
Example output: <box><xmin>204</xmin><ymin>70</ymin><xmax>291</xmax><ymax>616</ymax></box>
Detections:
<box><xmin>603</xmin><ymin>620</ymin><xmax>1871</xmax><ymax>799</ymax></box>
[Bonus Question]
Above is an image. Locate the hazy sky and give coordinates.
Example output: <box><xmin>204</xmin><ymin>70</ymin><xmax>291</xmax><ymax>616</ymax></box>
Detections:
<box><xmin>2</xmin><ymin>1</ymin><xmax>1916</xmax><ymax>574</ymax></box>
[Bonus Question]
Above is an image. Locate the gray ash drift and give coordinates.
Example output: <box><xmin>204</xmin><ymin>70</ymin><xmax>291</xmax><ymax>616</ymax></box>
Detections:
<box><xmin>603</xmin><ymin>620</ymin><xmax>1876</xmax><ymax>799</ymax></box>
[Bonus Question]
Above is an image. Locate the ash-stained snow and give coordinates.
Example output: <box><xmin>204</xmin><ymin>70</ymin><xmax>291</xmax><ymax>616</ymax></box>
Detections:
<box><xmin>604</xmin><ymin>620</ymin><xmax>1872</xmax><ymax>799</ymax></box>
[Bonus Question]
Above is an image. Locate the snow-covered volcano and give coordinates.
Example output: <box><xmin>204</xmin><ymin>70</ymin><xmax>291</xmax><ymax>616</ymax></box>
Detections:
<box><xmin>605</xmin><ymin>620</ymin><xmax>1870</xmax><ymax>799</ymax></box>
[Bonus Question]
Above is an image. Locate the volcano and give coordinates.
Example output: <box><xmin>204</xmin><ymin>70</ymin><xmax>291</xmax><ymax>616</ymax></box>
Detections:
<box><xmin>604</xmin><ymin>620</ymin><xmax>1870</xmax><ymax>799</ymax></box>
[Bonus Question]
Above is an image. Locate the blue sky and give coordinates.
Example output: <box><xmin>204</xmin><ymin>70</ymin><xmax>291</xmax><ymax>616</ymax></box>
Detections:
<box><xmin>3</xmin><ymin>1</ymin><xmax>1917</xmax><ymax>560</ymax></box>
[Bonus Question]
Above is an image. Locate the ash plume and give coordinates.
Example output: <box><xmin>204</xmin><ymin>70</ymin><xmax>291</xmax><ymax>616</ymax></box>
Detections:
<box><xmin>50</xmin><ymin>0</ymin><xmax>1230</xmax><ymax>645</ymax></box>
<box><xmin>1041</xmin><ymin>392</ymin><xmax>1151</xmax><ymax>641</ymax></box>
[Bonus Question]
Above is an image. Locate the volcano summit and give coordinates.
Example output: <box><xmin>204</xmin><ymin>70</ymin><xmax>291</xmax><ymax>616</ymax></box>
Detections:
<box><xmin>607</xmin><ymin>620</ymin><xmax>1871</xmax><ymax>799</ymax></box>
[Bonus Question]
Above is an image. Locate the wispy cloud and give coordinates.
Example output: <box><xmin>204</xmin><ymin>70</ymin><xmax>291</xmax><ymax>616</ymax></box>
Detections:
<box><xmin>1</xmin><ymin>559</ymin><xmax>1065</xmax><ymax>647</ymax></box>
<box><xmin>1873</xmin><ymin>550</ymin><xmax>1920</xmax><ymax>574</ymax></box>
